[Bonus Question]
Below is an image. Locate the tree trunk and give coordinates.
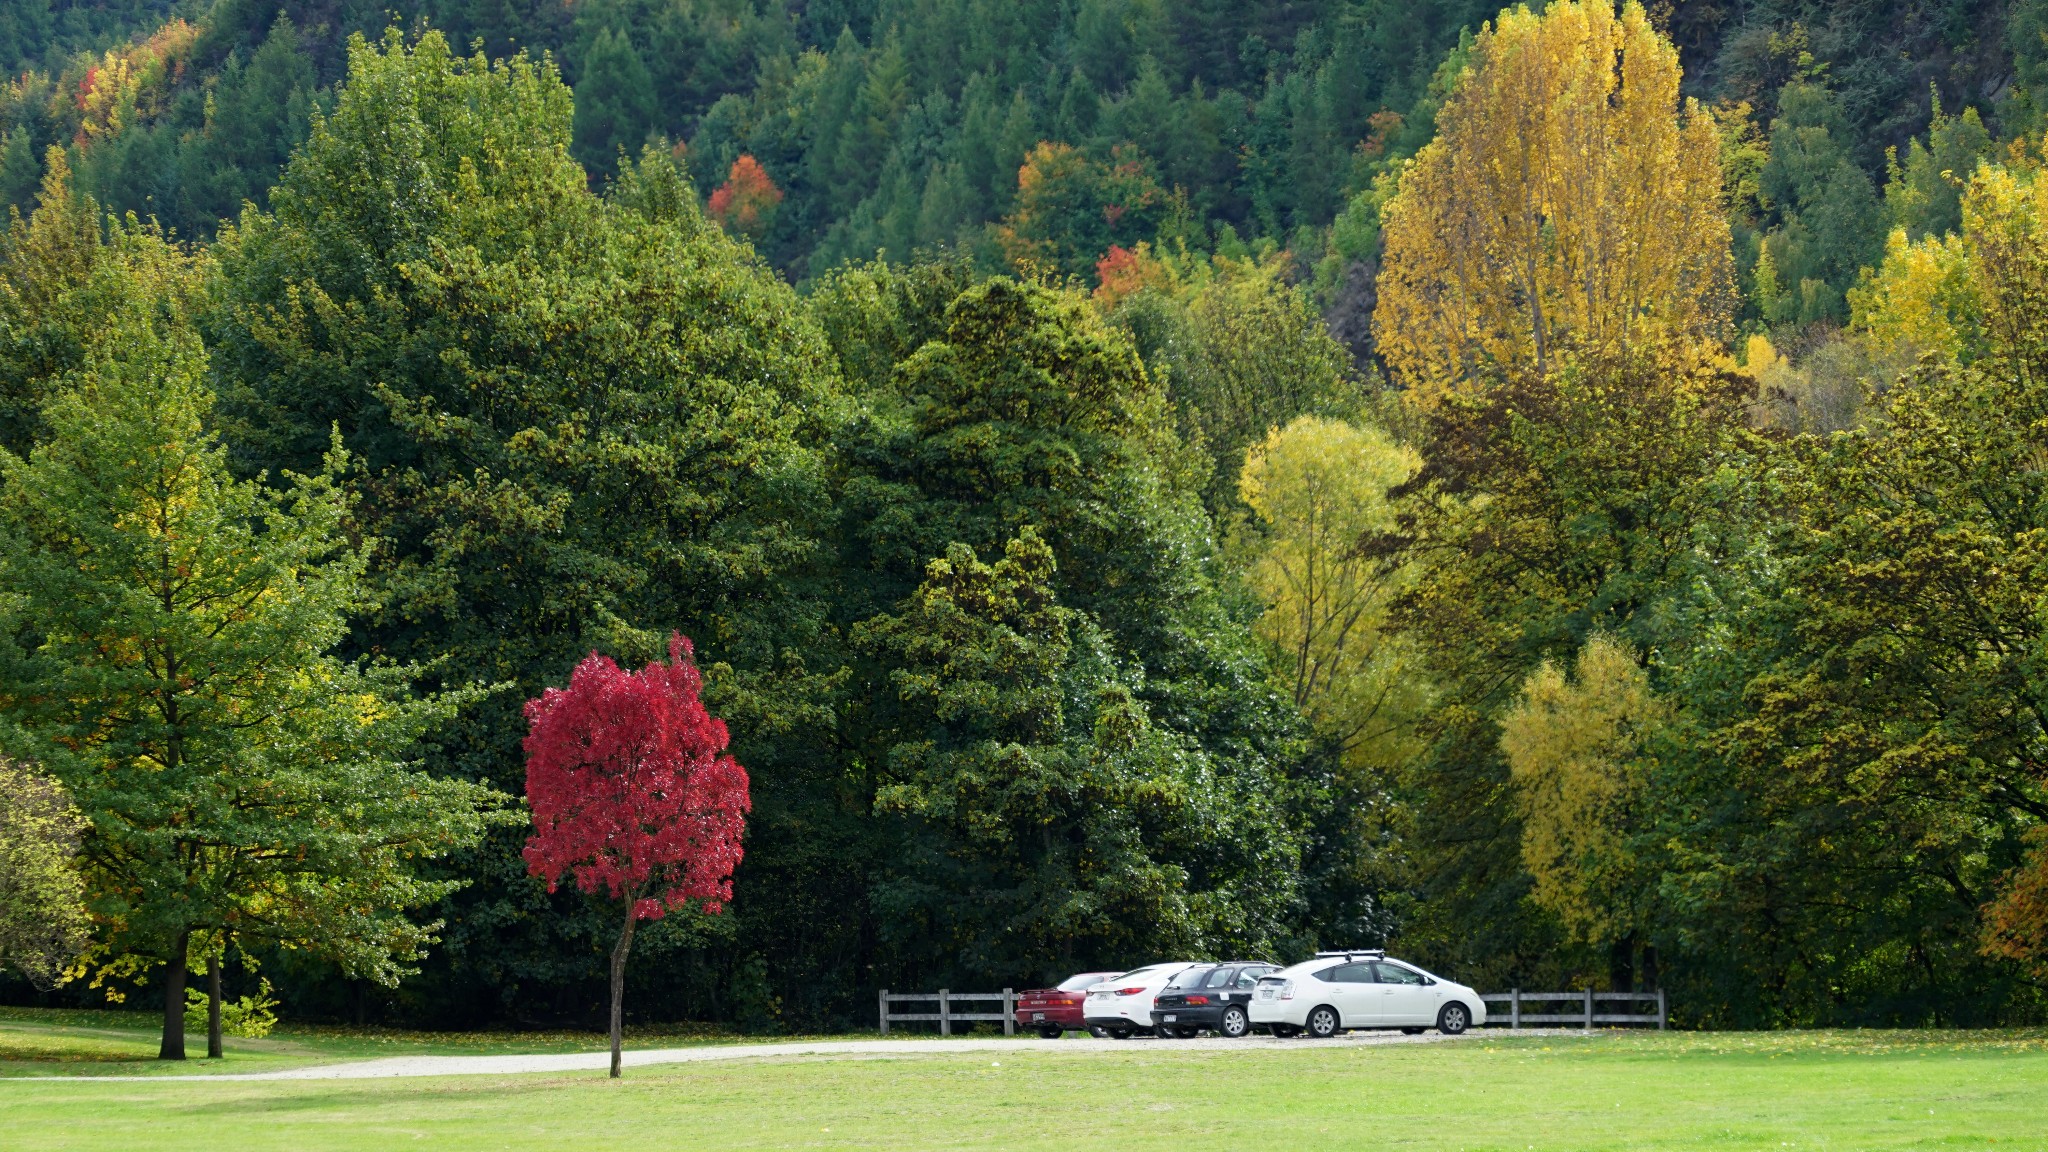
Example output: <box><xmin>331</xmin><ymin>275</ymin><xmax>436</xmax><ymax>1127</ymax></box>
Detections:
<box><xmin>609</xmin><ymin>902</ymin><xmax>641</xmax><ymax>1079</ymax></box>
<box><xmin>1641</xmin><ymin>943</ymin><xmax>1661</xmax><ymax>991</ymax></box>
<box><xmin>1608</xmin><ymin>936</ymin><xmax>1636</xmax><ymax>992</ymax></box>
<box><xmin>207</xmin><ymin>956</ymin><xmax>223</xmax><ymax>1059</ymax></box>
<box><xmin>159</xmin><ymin>930</ymin><xmax>189</xmax><ymax>1060</ymax></box>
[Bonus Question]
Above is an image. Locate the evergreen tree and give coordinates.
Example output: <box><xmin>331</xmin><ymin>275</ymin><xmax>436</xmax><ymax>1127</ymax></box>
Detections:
<box><xmin>571</xmin><ymin>25</ymin><xmax>659</xmax><ymax>180</ymax></box>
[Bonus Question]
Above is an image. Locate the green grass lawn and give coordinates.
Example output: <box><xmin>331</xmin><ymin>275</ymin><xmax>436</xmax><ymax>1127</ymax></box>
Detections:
<box><xmin>4</xmin><ymin>1013</ymin><xmax>2046</xmax><ymax>1151</ymax></box>
<box><xmin>0</xmin><ymin>1005</ymin><xmax>827</xmax><ymax>1078</ymax></box>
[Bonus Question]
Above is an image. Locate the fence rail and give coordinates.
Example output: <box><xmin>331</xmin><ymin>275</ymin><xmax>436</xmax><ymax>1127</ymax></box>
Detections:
<box><xmin>1479</xmin><ymin>988</ymin><xmax>1665</xmax><ymax>1029</ymax></box>
<box><xmin>875</xmin><ymin>985</ymin><xmax>1665</xmax><ymax>1036</ymax></box>
<box><xmin>878</xmin><ymin>989</ymin><xmax>1016</xmax><ymax>1036</ymax></box>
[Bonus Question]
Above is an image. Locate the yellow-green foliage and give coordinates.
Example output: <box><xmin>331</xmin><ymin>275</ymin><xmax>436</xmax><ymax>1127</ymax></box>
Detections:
<box><xmin>0</xmin><ymin>760</ymin><xmax>90</xmax><ymax>989</ymax></box>
<box><xmin>1853</xmin><ymin>145</ymin><xmax>2048</xmax><ymax>365</ymax></box>
<box><xmin>1499</xmin><ymin>634</ymin><xmax>1663</xmax><ymax>945</ymax></box>
<box><xmin>1238</xmin><ymin>416</ymin><xmax>1426</xmax><ymax>775</ymax></box>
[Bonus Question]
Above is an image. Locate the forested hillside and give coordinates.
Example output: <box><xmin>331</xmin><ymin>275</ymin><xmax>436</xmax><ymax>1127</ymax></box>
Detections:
<box><xmin>7</xmin><ymin>1</ymin><xmax>2048</xmax><ymax>1042</ymax></box>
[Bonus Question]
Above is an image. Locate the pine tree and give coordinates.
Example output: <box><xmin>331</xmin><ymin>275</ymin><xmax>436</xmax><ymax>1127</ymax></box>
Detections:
<box><xmin>572</xmin><ymin>25</ymin><xmax>658</xmax><ymax>180</ymax></box>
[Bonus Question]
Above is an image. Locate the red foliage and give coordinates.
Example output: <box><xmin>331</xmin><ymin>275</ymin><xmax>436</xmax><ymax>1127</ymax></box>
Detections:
<box><xmin>707</xmin><ymin>155</ymin><xmax>784</xmax><ymax>236</ymax></box>
<box><xmin>522</xmin><ymin>634</ymin><xmax>750</xmax><ymax>921</ymax></box>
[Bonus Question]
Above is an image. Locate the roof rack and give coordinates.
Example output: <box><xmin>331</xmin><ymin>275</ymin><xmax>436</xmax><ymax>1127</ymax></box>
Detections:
<box><xmin>1313</xmin><ymin>949</ymin><xmax>1385</xmax><ymax>961</ymax></box>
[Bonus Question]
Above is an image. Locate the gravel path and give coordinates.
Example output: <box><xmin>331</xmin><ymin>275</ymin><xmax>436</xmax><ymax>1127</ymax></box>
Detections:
<box><xmin>24</xmin><ymin>1029</ymin><xmax>1508</xmax><ymax>1082</ymax></box>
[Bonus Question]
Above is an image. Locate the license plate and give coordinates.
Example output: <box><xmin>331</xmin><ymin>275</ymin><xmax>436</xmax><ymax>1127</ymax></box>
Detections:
<box><xmin>1258</xmin><ymin>989</ymin><xmax>1272</xmax><ymax>999</ymax></box>
<box><xmin>1162</xmin><ymin>1014</ymin><xmax>1176</xmax><ymax>1022</ymax></box>
<box><xmin>1031</xmin><ymin>1012</ymin><xmax>1044</xmax><ymax>1021</ymax></box>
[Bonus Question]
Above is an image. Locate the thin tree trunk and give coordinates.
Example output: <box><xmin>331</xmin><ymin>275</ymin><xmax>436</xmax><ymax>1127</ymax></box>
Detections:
<box><xmin>1608</xmin><ymin>936</ymin><xmax>1635</xmax><ymax>992</ymax></box>
<box><xmin>1641</xmin><ymin>944</ymin><xmax>1660</xmax><ymax>991</ymax></box>
<box><xmin>159</xmin><ymin>930</ymin><xmax>189</xmax><ymax>1060</ymax></box>
<box><xmin>207</xmin><ymin>955</ymin><xmax>223</xmax><ymax>1059</ymax></box>
<box><xmin>609</xmin><ymin>902</ymin><xmax>641</xmax><ymax>1079</ymax></box>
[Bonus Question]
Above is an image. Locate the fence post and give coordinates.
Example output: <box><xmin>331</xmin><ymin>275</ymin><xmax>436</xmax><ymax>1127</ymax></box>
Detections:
<box><xmin>1584</xmin><ymin>988</ymin><xmax>1595</xmax><ymax>1030</ymax></box>
<box><xmin>940</xmin><ymin>988</ymin><xmax>952</xmax><ymax>1036</ymax></box>
<box><xmin>1003</xmin><ymin>988</ymin><xmax>1015</xmax><ymax>1036</ymax></box>
<box><xmin>879</xmin><ymin>988</ymin><xmax>889</xmax><ymax>1035</ymax></box>
<box><xmin>1657</xmin><ymin>988</ymin><xmax>1667</xmax><ymax>1031</ymax></box>
<box><xmin>1511</xmin><ymin>988</ymin><xmax>1520</xmax><ymax>1030</ymax></box>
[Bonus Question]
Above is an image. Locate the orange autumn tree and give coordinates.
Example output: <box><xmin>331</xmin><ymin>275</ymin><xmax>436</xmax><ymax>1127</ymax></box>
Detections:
<box><xmin>707</xmin><ymin>155</ymin><xmax>783</xmax><ymax>237</ymax></box>
<box><xmin>1374</xmin><ymin>0</ymin><xmax>1731</xmax><ymax>406</ymax></box>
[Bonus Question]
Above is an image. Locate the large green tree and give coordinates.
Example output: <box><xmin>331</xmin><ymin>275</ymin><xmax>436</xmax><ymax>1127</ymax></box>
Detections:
<box><xmin>815</xmin><ymin>265</ymin><xmax>1311</xmax><ymax>986</ymax></box>
<box><xmin>0</xmin><ymin>305</ymin><xmax>499</xmax><ymax>1058</ymax></box>
<box><xmin>208</xmin><ymin>29</ymin><xmax>845</xmax><ymax>1024</ymax></box>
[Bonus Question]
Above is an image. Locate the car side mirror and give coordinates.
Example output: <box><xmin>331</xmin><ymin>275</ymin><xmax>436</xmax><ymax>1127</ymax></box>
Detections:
<box><xmin>1422</xmin><ymin>977</ymin><xmax>1436</xmax><ymax>985</ymax></box>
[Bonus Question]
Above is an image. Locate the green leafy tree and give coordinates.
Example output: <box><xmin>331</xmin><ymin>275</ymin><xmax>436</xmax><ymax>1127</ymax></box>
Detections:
<box><xmin>854</xmin><ymin>528</ymin><xmax>1206</xmax><ymax>975</ymax></box>
<box><xmin>0</xmin><ymin>150</ymin><xmax>201</xmax><ymax>456</ymax></box>
<box><xmin>0</xmin><ymin>310</ymin><xmax>500</xmax><ymax>1059</ymax></box>
<box><xmin>0</xmin><ymin>759</ymin><xmax>90</xmax><ymax>990</ymax></box>
<box><xmin>1106</xmin><ymin>248</ymin><xmax>1363</xmax><ymax>514</ymax></box>
<box><xmin>819</xmin><ymin>269</ymin><xmax>1308</xmax><ymax>983</ymax></box>
<box><xmin>209</xmin><ymin>29</ymin><xmax>843</xmax><ymax>1022</ymax></box>
<box><xmin>1883</xmin><ymin>94</ymin><xmax>1992</xmax><ymax>241</ymax></box>
<box><xmin>1757</xmin><ymin>79</ymin><xmax>1884</xmax><ymax>324</ymax></box>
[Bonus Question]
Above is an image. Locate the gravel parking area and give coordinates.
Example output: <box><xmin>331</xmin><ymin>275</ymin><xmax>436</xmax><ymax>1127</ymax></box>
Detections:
<box><xmin>40</xmin><ymin>1028</ymin><xmax>1515</xmax><ymax>1081</ymax></box>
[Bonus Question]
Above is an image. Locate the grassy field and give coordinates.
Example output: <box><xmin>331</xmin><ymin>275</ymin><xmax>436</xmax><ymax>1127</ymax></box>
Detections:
<box><xmin>3</xmin><ymin>1011</ymin><xmax>2045</xmax><ymax>1151</ymax></box>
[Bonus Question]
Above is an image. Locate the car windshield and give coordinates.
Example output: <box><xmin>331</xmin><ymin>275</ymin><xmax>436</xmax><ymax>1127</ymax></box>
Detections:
<box><xmin>1165</xmin><ymin>967</ymin><xmax>1214</xmax><ymax>989</ymax></box>
<box><xmin>1057</xmin><ymin>973</ymin><xmax>1111</xmax><ymax>991</ymax></box>
<box><xmin>1112</xmin><ymin>965</ymin><xmax>1167</xmax><ymax>983</ymax></box>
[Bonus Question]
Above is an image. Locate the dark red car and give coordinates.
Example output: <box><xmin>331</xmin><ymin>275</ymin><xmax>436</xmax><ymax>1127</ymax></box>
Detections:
<box><xmin>1015</xmin><ymin>972</ymin><xmax>1120</xmax><ymax>1038</ymax></box>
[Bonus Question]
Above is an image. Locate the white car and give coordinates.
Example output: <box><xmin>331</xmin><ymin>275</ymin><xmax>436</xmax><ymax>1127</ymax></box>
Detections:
<box><xmin>1081</xmin><ymin>962</ymin><xmax>1201</xmax><ymax>1038</ymax></box>
<box><xmin>1248</xmin><ymin>951</ymin><xmax>1486</xmax><ymax>1038</ymax></box>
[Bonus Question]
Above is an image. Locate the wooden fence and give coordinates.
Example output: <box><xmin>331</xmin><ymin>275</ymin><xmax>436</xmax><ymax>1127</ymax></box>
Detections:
<box><xmin>1480</xmin><ymin>989</ymin><xmax>1666</xmax><ymax>1029</ymax></box>
<box><xmin>877</xmin><ymin>989</ymin><xmax>1016</xmax><ymax>1036</ymax></box>
<box><xmin>875</xmin><ymin>986</ymin><xmax>1665</xmax><ymax>1035</ymax></box>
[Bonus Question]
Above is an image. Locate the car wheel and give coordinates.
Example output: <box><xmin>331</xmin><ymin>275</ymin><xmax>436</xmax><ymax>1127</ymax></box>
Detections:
<box><xmin>1438</xmin><ymin>1002</ymin><xmax>1470</xmax><ymax>1035</ymax></box>
<box><xmin>1037</xmin><ymin>1026</ymin><xmax>1063</xmax><ymax>1039</ymax></box>
<box><xmin>1088</xmin><ymin>1025</ymin><xmax>1109</xmax><ymax>1038</ymax></box>
<box><xmin>1401</xmin><ymin>1027</ymin><xmax>1424</xmax><ymax>1035</ymax></box>
<box><xmin>1220</xmin><ymin>1006</ymin><xmax>1251</xmax><ymax>1038</ymax></box>
<box><xmin>1110</xmin><ymin>1027</ymin><xmax>1133</xmax><ymax>1040</ymax></box>
<box><xmin>1271</xmin><ymin>1023</ymin><xmax>1302</xmax><ymax>1038</ymax></box>
<box><xmin>1305</xmin><ymin>1006</ymin><xmax>1341</xmax><ymax>1039</ymax></box>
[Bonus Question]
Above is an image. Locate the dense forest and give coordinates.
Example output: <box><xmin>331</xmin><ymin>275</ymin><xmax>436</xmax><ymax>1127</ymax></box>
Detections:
<box><xmin>5</xmin><ymin>0</ymin><xmax>2048</xmax><ymax>1041</ymax></box>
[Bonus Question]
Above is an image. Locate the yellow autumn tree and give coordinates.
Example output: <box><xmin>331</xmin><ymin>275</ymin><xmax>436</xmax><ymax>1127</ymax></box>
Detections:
<box><xmin>1852</xmin><ymin>154</ymin><xmax>2048</xmax><ymax>368</ymax></box>
<box><xmin>1374</xmin><ymin>0</ymin><xmax>1732</xmax><ymax>405</ymax></box>
<box><xmin>1498</xmin><ymin>633</ymin><xmax>1663</xmax><ymax>948</ymax></box>
<box><xmin>1238</xmin><ymin>416</ymin><xmax>1428</xmax><ymax>775</ymax></box>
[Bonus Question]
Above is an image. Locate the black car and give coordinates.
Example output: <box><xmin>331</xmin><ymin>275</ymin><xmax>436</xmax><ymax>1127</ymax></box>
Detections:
<box><xmin>1150</xmin><ymin>962</ymin><xmax>1278</xmax><ymax>1038</ymax></box>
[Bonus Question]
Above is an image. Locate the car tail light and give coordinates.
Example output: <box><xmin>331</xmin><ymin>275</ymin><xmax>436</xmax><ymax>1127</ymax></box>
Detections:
<box><xmin>1061</xmin><ymin>997</ymin><xmax>1078</xmax><ymax>1005</ymax></box>
<box><xmin>1114</xmin><ymin>987</ymin><xmax>1146</xmax><ymax>996</ymax></box>
<box><xmin>1278</xmin><ymin>980</ymin><xmax>1296</xmax><ymax>1000</ymax></box>
<box><xmin>1184</xmin><ymin>995</ymin><xmax>1209</xmax><ymax>1006</ymax></box>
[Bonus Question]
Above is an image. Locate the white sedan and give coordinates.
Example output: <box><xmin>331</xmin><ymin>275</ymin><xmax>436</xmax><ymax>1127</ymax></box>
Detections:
<box><xmin>1080</xmin><ymin>962</ymin><xmax>1201</xmax><ymax>1038</ymax></box>
<box><xmin>1248</xmin><ymin>952</ymin><xmax>1486</xmax><ymax>1038</ymax></box>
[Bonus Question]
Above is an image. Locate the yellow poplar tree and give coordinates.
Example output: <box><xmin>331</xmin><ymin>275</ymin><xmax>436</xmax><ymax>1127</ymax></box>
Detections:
<box><xmin>1498</xmin><ymin>634</ymin><xmax>1664</xmax><ymax>946</ymax></box>
<box><xmin>1238</xmin><ymin>416</ymin><xmax>1427</xmax><ymax>775</ymax></box>
<box><xmin>1374</xmin><ymin>0</ymin><xmax>1732</xmax><ymax>405</ymax></box>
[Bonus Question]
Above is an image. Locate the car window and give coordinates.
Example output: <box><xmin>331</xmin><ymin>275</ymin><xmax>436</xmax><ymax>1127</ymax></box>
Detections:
<box><xmin>1234</xmin><ymin>968</ymin><xmax>1266</xmax><ymax>989</ymax></box>
<box><xmin>1203</xmin><ymin>967</ymin><xmax>1234</xmax><ymax>988</ymax></box>
<box><xmin>1374</xmin><ymin>962</ymin><xmax>1426</xmax><ymax>985</ymax></box>
<box><xmin>1166</xmin><ymin>966</ymin><xmax>1213</xmax><ymax>990</ymax></box>
<box><xmin>1323</xmin><ymin>962</ymin><xmax>1374</xmax><ymax>984</ymax></box>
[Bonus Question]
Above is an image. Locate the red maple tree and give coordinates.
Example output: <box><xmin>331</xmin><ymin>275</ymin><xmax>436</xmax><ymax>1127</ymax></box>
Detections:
<box><xmin>706</xmin><ymin>154</ymin><xmax>783</xmax><ymax>237</ymax></box>
<box><xmin>522</xmin><ymin>633</ymin><xmax>750</xmax><ymax>1077</ymax></box>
